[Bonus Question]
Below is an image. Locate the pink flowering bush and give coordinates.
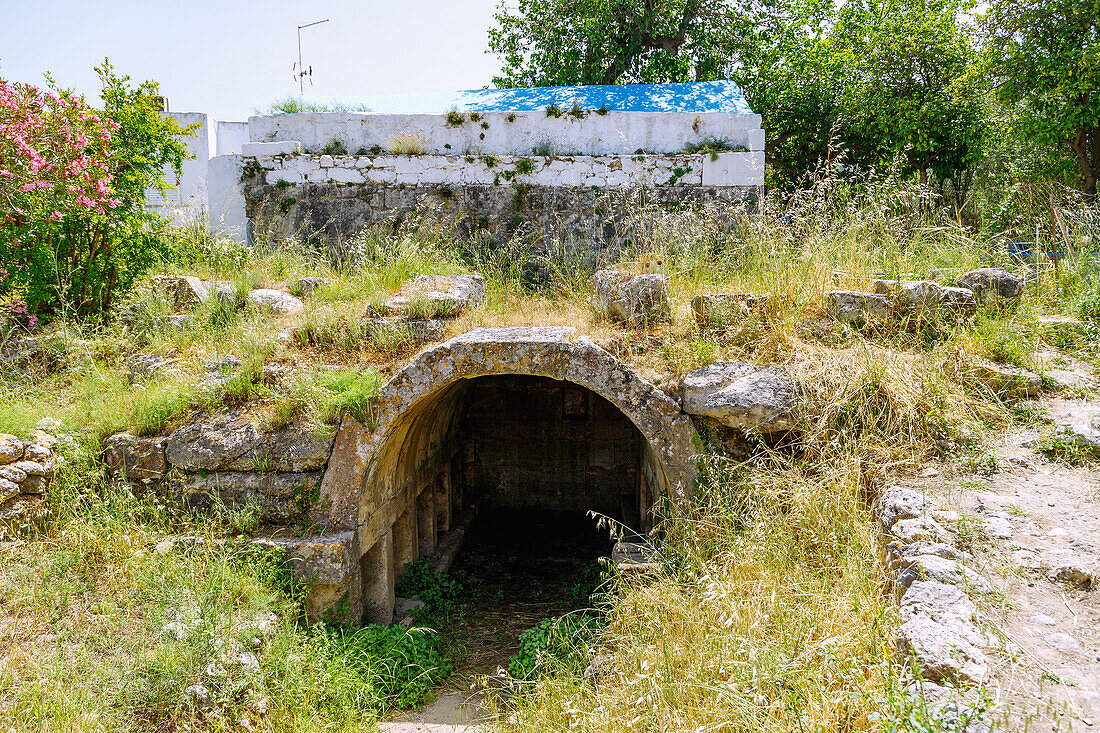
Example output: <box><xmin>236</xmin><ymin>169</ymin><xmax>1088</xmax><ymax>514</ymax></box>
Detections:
<box><xmin>0</xmin><ymin>76</ymin><xmax>118</xmax><ymax>225</ymax></box>
<box><xmin>0</xmin><ymin>60</ymin><xmax>191</xmax><ymax>322</ymax></box>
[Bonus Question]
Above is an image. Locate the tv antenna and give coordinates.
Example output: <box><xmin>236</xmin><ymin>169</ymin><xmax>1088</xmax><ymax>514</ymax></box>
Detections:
<box><xmin>294</xmin><ymin>18</ymin><xmax>329</xmax><ymax>94</ymax></box>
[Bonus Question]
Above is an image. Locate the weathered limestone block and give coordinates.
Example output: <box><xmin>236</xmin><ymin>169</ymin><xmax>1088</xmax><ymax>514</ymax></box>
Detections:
<box><xmin>385</xmin><ymin>274</ymin><xmax>485</xmax><ymax>317</ymax></box>
<box><xmin>873</xmin><ymin>280</ymin><xmax>977</xmax><ymax>317</ymax></box>
<box><xmin>877</xmin><ymin>485</ymin><xmax>934</xmax><ymax>534</ymax></box>
<box><xmin>896</xmin><ymin>614</ymin><xmax>988</xmax><ymax>685</ymax></box>
<box><xmin>965</xmin><ymin>360</ymin><xmax>1041</xmax><ymax>397</ymax></box>
<box><xmin>363</xmin><ymin>317</ymin><xmax>446</xmax><ymax>346</ymax></box>
<box><xmin>315</xmin><ymin>415</ymin><xmax>372</xmax><ymax>528</ymax></box>
<box><xmin>887</xmin><ymin>540</ymin><xmax>966</xmax><ymax>568</ymax></box>
<box><xmin>1053</xmin><ymin>415</ymin><xmax>1100</xmax><ymax>456</ymax></box>
<box><xmin>896</xmin><ymin>555</ymin><xmax>993</xmax><ymax>594</ymax></box>
<box><xmin>125</xmin><ymin>353</ymin><xmax>176</xmax><ymax>382</ymax></box>
<box><xmin>891</xmin><ymin>515</ymin><xmax>955</xmax><ymax>545</ymax></box>
<box><xmin>154</xmin><ymin>276</ymin><xmax>209</xmax><ymax>310</ymax></box>
<box><xmin>10</xmin><ymin>460</ymin><xmax>46</xmax><ymax>477</ymax></box>
<box><xmin>0</xmin><ymin>478</ymin><xmax>18</xmax><ymax>504</ymax></box>
<box><xmin>104</xmin><ymin>432</ymin><xmax>169</xmax><ymax>483</ymax></box>
<box><xmin>900</xmin><ymin>580</ymin><xmax>978</xmax><ymax>625</ymax></box>
<box><xmin>0</xmin><ymin>495</ymin><xmax>50</xmax><ymax>538</ymax></box>
<box><xmin>269</xmin><ymin>530</ymin><xmax>358</xmax><ymax>586</ymax></box>
<box><xmin>1048</xmin><ymin>563</ymin><xmax>1093</xmax><ymax>589</ymax></box>
<box><xmin>682</xmin><ymin>361</ymin><xmax>798</xmax><ymax>433</ymax></box>
<box><xmin>955</xmin><ymin>268</ymin><xmax>1026</xmax><ymax>301</ymax></box>
<box><xmin>259</xmin><ymin>423</ymin><xmax>335</xmax><ymax>472</ymax></box>
<box><xmin>691</xmin><ymin>293</ymin><xmax>770</xmax><ymax>327</ymax></box>
<box><xmin>166</xmin><ymin>415</ymin><xmax>265</xmax><ymax>471</ymax></box>
<box><xmin>593</xmin><ymin>270</ymin><xmax>671</xmax><ymax>327</ymax></box>
<box><xmin>293</xmin><ymin>277</ymin><xmax>325</xmax><ymax>294</ymax></box>
<box><xmin>0</xmin><ymin>465</ymin><xmax>27</xmax><ymax>484</ymax></box>
<box><xmin>824</xmin><ymin>290</ymin><xmax>893</xmax><ymax>326</ymax></box>
<box><xmin>18</xmin><ymin>474</ymin><xmax>49</xmax><ymax>495</ymax></box>
<box><xmin>0</xmin><ymin>434</ymin><xmax>24</xmax><ymax>464</ymax></box>
<box><xmin>246</xmin><ymin>289</ymin><xmax>304</xmax><ymax>315</ymax></box>
<box><xmin>206</xmin><ymin>281</ymin><xmax>237</xmax><ymax>305</ymax></box>
<box><xmin>170</xmin><ymin>470</ymin><xmax>321</xmax><ymax>521</ymax></box>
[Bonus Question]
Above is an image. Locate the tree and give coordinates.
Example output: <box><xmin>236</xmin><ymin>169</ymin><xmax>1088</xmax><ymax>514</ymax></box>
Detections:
<box><xmin>0</xmin><ymin>61</ymin><xmax>192</xmax><ymax>321</ymax></box>
<box><xmin>485</xmin><ymin>0</ymin><xmax>990</xmax><ymax>192</ymax></box>
<box><xmin>837</xmin><ymin>0</ymin><xmax>987</xmax><ymax>197</ymax></box>
<box><xmin>487</xmin><ymin>0</ymin><xmax>847</xmax><ymax>181</ymax></box>
<box><xmin>982</xmin><ymin>0</ymin><xmax>1100</xmax><ymax>199</ymax></box>
<box><xmin>488</xmin><ymin>0</ymin><xmax>734</xmax><ymax>87</ymax></box>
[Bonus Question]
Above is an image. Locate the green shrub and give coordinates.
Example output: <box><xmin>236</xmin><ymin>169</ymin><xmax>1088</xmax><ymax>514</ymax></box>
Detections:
<box><xmin>394</xmin><ymin>559</ymin><xmax>462</xmax><ymax>611</ymax></box>
<box><xmin>320</xmin><ymin>139</ymin><xmax>349</xmax><ymax>156</ymax></box>
<box><xmin>0</xmin><ymin>61</ymin><xmax>192</xmax><ymax>322</ymax></box>
<box><xmin>318</xmin><ymin>625</ymin><xmax>452</xmax><ymax>709</ymax></box>
<box><xmin>507</xmin><ymin>614</ymin><xmax>596</xmax><ymax>681</ymax></box>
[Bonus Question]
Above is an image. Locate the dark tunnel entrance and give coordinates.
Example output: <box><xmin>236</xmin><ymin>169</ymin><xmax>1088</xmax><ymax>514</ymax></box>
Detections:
<box><xmin>356</xmin><ymin>373</ymin><xmax>667</xmax><ymax>632</ymax></box>
<box><xmin>459</xmin><ymin>375</ymin><xmax>646</xmax><ymax>529</ymax></box>
<box><xmin>373</xmin><ymin>374</ymin><xmax>651</xmax><ymax>679</ymax></box>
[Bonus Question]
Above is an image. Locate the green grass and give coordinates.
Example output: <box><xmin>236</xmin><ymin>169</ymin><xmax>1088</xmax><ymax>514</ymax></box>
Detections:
<box><xmin>3</xmin><ymin>173</ymin><xmax>1098</xmax><ymax>732</ymax></box>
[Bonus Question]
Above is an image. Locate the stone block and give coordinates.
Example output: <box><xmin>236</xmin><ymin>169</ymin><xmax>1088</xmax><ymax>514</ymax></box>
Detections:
<box><xmin>241</xmin><ymin>141</ymin><xmax>302</xmax><ymax>156</ymax></box>
<box><xmin>104</xmin><ymin>432</ymin><xmax>169</xmax><ymax>482</ymax></box>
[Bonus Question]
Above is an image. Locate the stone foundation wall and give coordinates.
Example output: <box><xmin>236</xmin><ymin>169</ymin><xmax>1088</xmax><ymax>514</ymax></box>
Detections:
<box><xmin>105</xmin><ymin>413</ymin><xmax>334</xmax><ymax>523</ymax></box>
<box><xmin>244</xmin><ymin>178</ymin><xmax>758</xmax><ymax>250</ymax></box>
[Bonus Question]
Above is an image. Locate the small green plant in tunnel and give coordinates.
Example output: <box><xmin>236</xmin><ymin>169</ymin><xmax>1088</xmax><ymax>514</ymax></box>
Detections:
<box><xmin>395</xmin><ymin>559</ymin><xmax>463</xmax><ymax>612</ymax></box>
<box><xmin>507</xmin><ymin>614</ymin><xmax>599</xmax><ymax>681</ymax></box>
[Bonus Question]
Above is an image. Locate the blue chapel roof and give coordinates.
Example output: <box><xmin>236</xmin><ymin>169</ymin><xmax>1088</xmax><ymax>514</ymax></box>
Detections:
<box><xmin>295</xmin><ymin>80</ymin><xmax>753</xmax><ymax>115</ymax></box>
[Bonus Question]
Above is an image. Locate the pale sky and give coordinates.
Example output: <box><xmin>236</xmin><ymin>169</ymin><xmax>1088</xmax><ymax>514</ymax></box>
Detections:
<box><xmin>0</xmin><ymin>0</ymin><xmax>506</xmax><ymax>121</ymax></box>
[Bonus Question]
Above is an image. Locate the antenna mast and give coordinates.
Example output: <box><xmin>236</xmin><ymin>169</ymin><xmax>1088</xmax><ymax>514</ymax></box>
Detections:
<box><xmin>295</xmin><ymin>18</ymin><xmax>330</xmax><ymax>94</ymax></box>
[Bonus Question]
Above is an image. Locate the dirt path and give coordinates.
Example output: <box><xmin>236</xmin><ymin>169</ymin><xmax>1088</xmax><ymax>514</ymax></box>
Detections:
<box><xmin>920</xmin><ymin>355</ymin><xmax>1100</xmax><ymax>731</ymax></box>
<box><xmin>379</xmin><ymin>509</ymin><xmax>607</xmax><ymax>732</ymax></box>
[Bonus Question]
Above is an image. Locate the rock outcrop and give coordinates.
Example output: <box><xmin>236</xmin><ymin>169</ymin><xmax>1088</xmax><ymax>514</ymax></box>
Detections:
<box><xmin>106</xmin><ymin>414</ymin><xmax>334</xmax><ymax>522</ymax></box>
<box><xmin>246</xmin><ymin>289</ymin><xmax>304</xmax><ymax>315</ymax></box>
<box><xmin>955</xmin><ymin>268</ymin><xmax>1026</xmax><ymax>302</ymax></box>
<box><xmin>384</xmin><ymin>274</ymin><xmax>486</xmax><ymax>317</ymax></box>
<box><xmin>691</xmin><ymin>293</ymin><xmax>770</xmax><ymax>328</ymax></box>
<box><xmin>593</xmin><ymin>270</ymin><xmax>671</xmax><ymax>327</ymax></box>
<box><xmin>876</xmin><ymin>484</ymin><xmax>992</xmax><ymax>689</ymax></box>
<box><xmin>681</xmin><ymin>361</ymin><xmax>798</xmax><ymax>433</ymax></box>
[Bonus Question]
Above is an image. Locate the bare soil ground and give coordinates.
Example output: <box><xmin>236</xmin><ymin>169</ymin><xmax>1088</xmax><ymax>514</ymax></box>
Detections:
<box><xmin>917</xmin><ymin>353</ymin><xmax>1100</xmax><ymax>731</ymax></box>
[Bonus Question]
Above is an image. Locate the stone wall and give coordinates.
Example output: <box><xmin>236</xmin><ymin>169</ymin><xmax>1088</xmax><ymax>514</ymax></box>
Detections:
<box><xmin>248</xmin><ymin>110</ymin><xmax>764</xmax><ymax>157</ymax></box>
<box><xmin>461</xmin><ymin>375</ymin><xmax>642</xmax><ymax>519</ymax></box>
<box><xmin>242</xmin><ymin>152</ymin><xmax>760</xmax><ymax>249</ymax></box>
<box><xmin>105</xmin><ymin>413</ymin><xmax>334</xmax><ymax>523</ymax></box>
<box><xmin>0</xmin><ymin>431</ymin><xmax>54</xmax><ymax>538</ymax></box>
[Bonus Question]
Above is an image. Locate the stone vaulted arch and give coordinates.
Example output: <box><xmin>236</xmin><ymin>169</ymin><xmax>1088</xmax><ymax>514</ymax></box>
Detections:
<box><xmin>310</xmin><ymin>327</ymin><xmax>697</xmax><ymax>624</ymax></box>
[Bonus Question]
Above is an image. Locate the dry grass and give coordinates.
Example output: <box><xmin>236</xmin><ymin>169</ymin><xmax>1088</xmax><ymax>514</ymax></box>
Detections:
<box><xmin>2</xmin><ymin>175</ymin><xmax>1093</xmax><ymax>731</ymax></box>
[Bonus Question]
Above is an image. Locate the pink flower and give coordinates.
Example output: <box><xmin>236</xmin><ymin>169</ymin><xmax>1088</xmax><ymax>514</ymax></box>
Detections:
<box><xmin>106</xmin><ymin>198</ymin><xmax>120</xmax><ymax>208</ymax></box>
<box><xmin>49</xmin><ymin>211</ymin><xmax>62</xmax><ymax>221</ymax></box>
<box><xmin>77</xmin><ymin>195</ymin><xmax>95</xmax><ymax>208</ymax></box>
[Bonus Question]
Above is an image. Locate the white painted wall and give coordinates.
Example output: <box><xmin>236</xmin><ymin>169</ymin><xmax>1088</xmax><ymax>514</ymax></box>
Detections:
<box><xmin>207</xmin><ymin>155</ymin><xmax>247</xmax><ymax>244</ymax></box>
<box><xmin>159</xmin><ymin>108</ymin><xmax>765</xmax><ymax>246</ymax></box>
<box><xmin>145</xmin><ymin>113</ymin><xmax>249</xmax><ymax>238</ymax></box>
<box><xmin>146</xmin><ymin>111</ymin><xmax>212</xmax><ymax>225</ymax></box>
<box><xmin>248</xmin><ymin>110</ymin><xmax>764</xmax><ymax>157</ymax></box>
<box><xmin>215</xmin><ymin>121</ymin><xmax>249</xmax><ymax>156</ymax></box>
<box><xmin>253</xmin><ymin>151</ymin><xmax>764</xmax><ymax>188</ymax></box>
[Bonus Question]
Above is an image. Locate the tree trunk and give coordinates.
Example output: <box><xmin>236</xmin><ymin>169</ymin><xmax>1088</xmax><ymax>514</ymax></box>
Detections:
<box><xmin>1070</xmin><ymin>126</ymin><xmax>1098</xmax><ymax>202</ymax></box>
